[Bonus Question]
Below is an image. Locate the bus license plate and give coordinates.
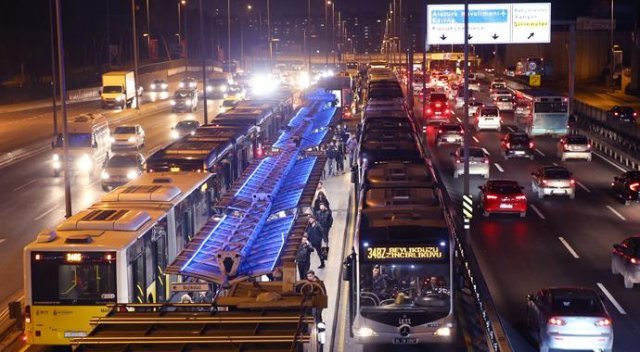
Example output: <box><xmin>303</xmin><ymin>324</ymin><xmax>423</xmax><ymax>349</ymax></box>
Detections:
<box><xmin>393</xmin><ymin>338</ymin><xmax>418</xmax><ymax>344</ymax></box>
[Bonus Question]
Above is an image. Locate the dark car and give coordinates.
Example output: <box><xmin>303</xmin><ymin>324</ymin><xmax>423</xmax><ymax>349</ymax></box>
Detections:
<box><xmin>608</xmin><ymin>105</ymin><xmax>637</xmax><ymax>122</ymax></box>
<box><xmin>149</xmin><ymin>79</ymin><xmax>168</xmax><ymax>92</ymax></box>
<box><xmin>501</xmin><ymin>132</ymin><xmax>534</xmax><ymax>160</ymax></box>
<box><xmin>611</xmin><ymin>171</ymin><xmax>640</xmax><ymax>205</ymax></box>
<box><xmin>435</xmin><ymin>123</ymin><xmax>464</xmax><ymax>146</ymax></box>
<box><xmin>171</xmin><ymin>88</ymin><xmax>198</xmax><ymax>113</ymax></box>
<box><xmin>611</xmin><ymin>236</ymin><xmax>640</xmax><ymax>288</ymax></box>
<box><xmin>170</xmin><ymin>120</ymin><xmax>201</xmax><ymax>140</ymax></box>
<box><xmin>179</xmin><ymin>77</ymin><xmax>197</xmax><ymax>89</ymax></box>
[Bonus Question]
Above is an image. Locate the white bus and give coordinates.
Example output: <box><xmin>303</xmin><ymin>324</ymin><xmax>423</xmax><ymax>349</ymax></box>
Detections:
<box><xmin>514</xmin><ymin>89</ymin><xmax>569</xmax><ymax>136</ymax></box>
<box><xmin>23</xmin><ymin>172</ymin><xmax>217</xmax><ymax>346</ymax></box>
<box><xmin>52</xmin><ymin>114</ymin><xmax>111</xmax><ymax>177</ymax></box>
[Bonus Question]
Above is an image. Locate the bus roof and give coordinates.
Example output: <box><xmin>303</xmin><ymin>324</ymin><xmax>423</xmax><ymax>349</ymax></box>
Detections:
<box><xmin>364</xmin><ymin>161</ymin><xmax>435</xmax><ymax>189</ymax></box>
<box><xmin>518</xmin><ymin>89</ymin><xmax>565</xmax><ymax>99</ymax></box>
<box><xmin>100</xmin><ymin>172</ymin><xmax>211</xmax><ymax>205</ymax></box>
<box><xmin>358</xmin><ymin>207</ymin><xmax>448</xmax><ymax>242</ymax></box>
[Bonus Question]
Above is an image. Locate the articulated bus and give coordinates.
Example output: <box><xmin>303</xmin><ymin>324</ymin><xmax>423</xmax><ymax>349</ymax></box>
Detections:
<box><xmin>345</xmin><ymin>160</ymin><xmax>455</xmax><ymax>345</ymax></box>
<box><xmin>23</xmin><ymin>172</ymin><xmax>217</xmax><ymax>345</ymax></box>
<box><xmin>514</xmin><ymin>89</ymin><xmax>569</xmax><ymax>136</ymax></box>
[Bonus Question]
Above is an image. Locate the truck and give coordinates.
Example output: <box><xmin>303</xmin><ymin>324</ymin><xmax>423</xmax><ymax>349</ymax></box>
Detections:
<box><xmin>101</xmin><ymin>71</ymin><xmax>136</xmax><ymax>109</ymax></box>
<box><xmin>205</xmin><ymin>72</ymin><xmax>233</xmax><ymax>99</ymax></box>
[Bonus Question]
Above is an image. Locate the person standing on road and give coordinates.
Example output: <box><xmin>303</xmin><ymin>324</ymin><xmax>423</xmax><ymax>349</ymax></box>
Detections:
<box><xmin>314</xmin><ymin>203</ymin><xmax>333</xmax><ymax>244</ymax></box>
<box><xmin>306</xmin><ymin>216</ymin><xmax>326</xmax><ymax>269</ymax></box>
<box><xmin>295</xmin><ymin>236</ymin><xmax>314</xmax><ymax>280</ymax></box>
<box><xmin>346</xmin><ymin>134</ymin><xmax>357</xmax><ymax>168</ymax></box>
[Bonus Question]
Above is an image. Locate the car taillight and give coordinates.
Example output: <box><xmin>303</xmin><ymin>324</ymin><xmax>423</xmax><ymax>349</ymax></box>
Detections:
<box><xmin>542</xmin><ymin>180</ymin><xmax>548</xmax><ymax>185</ymax></box>
<box><xmin>25</xmin><ymin>305</ymin><xmax>31</xmax><ymax>324</ymax></box>
<box><xmin>614</xmin><ymin>112</ymin><xmax>619</xmax><ymax>116</ymax></box>
<box><xmin>529</xmin><ymin>142</ymin><xmax>534</xmax><ymax>148</ymax></box>
<box><xmin>634</xmin><ymin>112</ymin><xmax>637</xmax><ymax>117</ymax></box>
<box><xmin>456</xmin><ymin>158</ymin><xmax>462</xmax><ymax>164</ymax></box>
<box><xmin>629</xmin><ymin>182</ymin><xmax>640</xmax><ymax>191</ymax></box>
<box><xmin>631</xmin><ymin>258</ymin><xmax>638</xmax><ymax>264</ymax></box>
<box><xmin>427</xmin><ymin>108</ymin><xmax>432</xmax><ymax>114</ymax></box>
<box><xmin>587</xmin><ymin>143</ymin><xmax>591</xmax><ymax>149</ymax></box>
<box><xmin>516</xmin><ymin>195</ymin><xmax>526</xmax><ymax>200</ymax></box>
<box><xmin>570</xmin><ymin>179</ymin><xmax>576</xmax><ymax>185</ymax></box>
<box><xmin>483</xmin><ymin>158</ymin><xmax>489</xmax><ymax>164</ymax></box>
<box><xmin>486</xmin><ymin>194</ymin><xmax>498</xmax><ymax>199</ymax></box>
<box><xmin>445</xmin><ymin>109</ymin><xmax>450</xmax><ymax>114</ymax></box>
<box><xmin>594</xmin><ymin>318</ymin><xmax>612</xmax><ymax>327</ymax></box>
<box><xmin>548</xmin><ymin>317</ymin><xmax>566</xmax><ymax>326</ymax></box>
<box><xmin>438</xmin><ymin>129</ymin><xmax>443</xmax><ymax>133</ymax></box>
<box><xmin>506</xmin><ymin>142</ymin><xmax>511</xmax><ymax>149</ymax></box>
<box><xmin>435</xmin><ymin>102</ymin><xmax>441</xmax><ymax>108</ymax></box>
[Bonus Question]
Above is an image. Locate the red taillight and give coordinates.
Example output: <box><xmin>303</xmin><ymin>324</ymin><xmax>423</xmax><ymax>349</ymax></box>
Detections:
<box><xmin>614</xmin><ymin>112</ymin><xmax>619</xmax><ymax>116</ymax></box>
<box><xmin>629</xmin><ymin>182</ymin><xmax>639</xmax><ymax>191</ymax></box>
<box><xmin>542</xmin><ymin>180</ymin><xmax>548</xmax><ymax>185</ymax></box>
<box><xmin>594</xmin><ymin>318</ymin><xmax>612</xmax><ymax>327</ymax></box>
<box><xmin>548</xmin><ymin>317</ymin><xmax>566</xmax><ymax>326</ymax></box>
<box><xmin>486</xmin><ymin>194</ymin><xmax>498</xmax><ymax>199</ymax></box>
<box><xmin>587</xmin><ymin>143</ymin><xmax>591</xmax><ymax>149</ymax></box>
<box><xmin>483</xmin><ymin>158</ymin><xmax>489</xmax><ymax>164</ymax></box>
<box><xmin>438</xmin><ymin>129</ymin><xmax>443</xmax><ymax>134</ymax></box>
<box><xmin>570</xmin><ymin>179</ymin><xmax>576</xmax><ymax>186</ymax></box>
<box><xmin>634</xmin><ymin>112</ymin><xmax>637</xmax><ymax>117</ymax></box>
<box><xmin>456</xmin><ymin>158</ymin><xmax>462</xmax><ymax>164</ymax></box>
<box><xmin>529</xmin><ymin>142</ymin><xmax>534</xmax><ymax>148</ymax></box>
<box><xmin>631</xmin><ymin>258</ymin><xmax>638</xmax><ymax>264</ymax></box>
<box><xmin>445</xmin><ymin>109</ymin><xmax>450</xmax><ymax>114</ymax></box>
<box><xmin>25</xmin><ymin>305</ymin><xmax>31</xmax><ymax>324</ymax></box>
<box><xmin>427</xmin><ymin>108</ymin><xmax>432</xmax><ymax>114</ymax></box>
<box><xmin>435</xmin><ymin>102</ymin><xmax>442</xmax><ymax>108</ymax></box>
<box><xmin>506</xmin><ymin>142</ymin><xmax>511</xmax><ymax>149</ymax></box>
<box><xmin>516</xmin><ymin>195</ymin><xmax>526</xmax><ymax>200</ymax></box>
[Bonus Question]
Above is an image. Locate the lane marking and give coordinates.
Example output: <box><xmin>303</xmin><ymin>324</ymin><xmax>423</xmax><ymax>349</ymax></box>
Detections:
<box><xmin>558</xmin><ymin>237</ymin><xmax>579</xmax><ymax>259</ymax></box>
<box><xmin>0</xmin><ymin>239</ymin><xmax>5</xmax><ymax>244</ymax></box>
<box><xmin>494</xmin><ymin>163</ymin><xmax>504</xmax><ymax>172</ymax></box>
<box><xmin>530</xmin><ymin>204</ymin><xmax>546</xmax><ymax>220</ymax></box>
<box><xmin>34</xmin><ymin>206</ymin><xmax>60</xmax><ymax>221</ymax></box>
<box><xmin>13</xmin><ymin>179</ymin><xmax>37</xmax><ymax>192</ymax></box>
<box><xmin>535</xmin><ymin>148</ymin><xmax>546</xmax><ymax>157</ymax></box>
<box><xmin>606</xmin><ymin>205</ymin><xmax>626</xmax><ymax>221</ymax></box>
<box><xmin>552</xmin><ymin>162</ymin><xmax>558</xmax><ymax>166</ymax></box>
<box><xmin>594</xmin><ymin>151</ymin><xmax>627</xmax><ymax>173</ymax></box>
<box><xmin>597</xmin><ymin>282</ymin><xmax>627</xmax><ymax>315</ymax></box>
<box><xmin>482</xmin><ymin>147</ymin><xmax>491</xmax><ymax>156</ymax></box>
<box><xmin>456</xmin><ymin>117</ymin><xmax>462</xmax><ymax>123</ymax></box>
<box><xmin>576</xmin><ymin>181</ymin><xmax>591</xmax><ymax>193</ymax></box>
<box><xmin>472</xmin><ymin>136</ymin><xmax>480</xmax><ymax>143</ymax></box>
<box><xmin>506</xmin><ymin>126</ymin><xmax>515</xmax><ymax>132</ymax></box>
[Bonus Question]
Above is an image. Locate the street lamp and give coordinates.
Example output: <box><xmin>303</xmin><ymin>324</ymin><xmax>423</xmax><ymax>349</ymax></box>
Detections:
<box><xmin>267</xmin><ymin>0</ymin><xmax>273</xmax><ymax>70</ymax></box>
<box><xmin>242</xmin><ymin>5</ymin><xmax>252</xmax><ymax>70</ymax></box>
<box><xmin>610</xmin><ymin>0</ymin><xmax>615</xmax><ymax>92</ymax></box>
<box><xmin>227</xmin><ymin>0</ymin><xmax>231</xmax><ymax>73</ymax></box>
<box><xmin>177</xmin><ymin>0</ymin><xmax>186</xmax><ymax>43</ymax></box>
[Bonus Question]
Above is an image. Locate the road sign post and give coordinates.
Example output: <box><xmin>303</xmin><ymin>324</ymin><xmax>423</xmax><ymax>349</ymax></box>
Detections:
<box><xmin>529</xmin><ymin>74</ymin><xmax>541</xmax><ymax>87</ymax></box>
<box><xmin>462</xmin><ymin>194</ymin><xmax>473</xmax><ymax>230</ymax></box>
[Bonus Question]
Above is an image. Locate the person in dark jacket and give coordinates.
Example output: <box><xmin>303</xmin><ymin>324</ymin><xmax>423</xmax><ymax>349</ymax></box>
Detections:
<box><xmin>314</xmin><ymin>203</ymin><xmax>333</xmax><ymax>243</ymax></box>
<box><xmin>306</xmin><ymin>216</ymin><xmax>326</xmax><ymax>268</ymax></box>
<box><xmin>313</xmin><ymin>191</ymin><xmax>331</xmax><ymax>213</ymax></box>
<box><xmin>295</xmin><ymin>236</ymin><xmax>314</xmax><ymax>280</ymax></box>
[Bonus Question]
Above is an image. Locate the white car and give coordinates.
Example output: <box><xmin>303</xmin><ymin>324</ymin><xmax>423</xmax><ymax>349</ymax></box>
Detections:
<box><xmin>111</xmin><ymin>124</ymin><xmax>145</xmax><ymax>150</ymax></box>
<box><xmin>468</xmin><ymin>79</ymin><xmax>480</xmax><ymax>91</ymax></box>
<box><xmin>468</xmin><ymin>101</ymin><xmax>483</xmax><ymax>116</ymax></box>
<box><xmin>612</xmin><ymin>236</ymin><xmax>640</xmax><ymax>288</ymax></box>
<box><xmin>527</xmin><ymin>287</ymin><xmax>613</xmax><ymax>352</ymax></box>
<box><xmin>557</xmin><ymin>134</ymin><xmax>592</xmax><ymax>161</ymax></box>
<box><xmin>475</xmin><ymin>106</ymin><xmax>501</xmax><ymax>131</ymax></box>
<box><xmin>101</xmin><ymin>153</ymin><xmax>145</xmax><ymax>191</ymax></box>
<box><xmin>531</xmin><ymin>166</ymin><xmax>576</xmax><ymax>199</ymax></box>
<box><xmin>451</xmin><ymin>147</ymin><xmax>490</xmax><ymax>179</ymax></box>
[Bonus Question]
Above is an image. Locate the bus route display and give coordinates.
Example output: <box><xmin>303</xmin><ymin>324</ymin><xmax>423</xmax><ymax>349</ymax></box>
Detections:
<box><xmin>365</xmin><ymin>245</ymin><xmax>445</xmax><ymax>261</ymax></box>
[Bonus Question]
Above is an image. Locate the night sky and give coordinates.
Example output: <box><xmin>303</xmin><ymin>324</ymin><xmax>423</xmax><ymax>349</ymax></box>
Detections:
<box><xmin>0</xmin><ymin>0</ymin><xmax>637</xmax><ymax>86</ymax></box>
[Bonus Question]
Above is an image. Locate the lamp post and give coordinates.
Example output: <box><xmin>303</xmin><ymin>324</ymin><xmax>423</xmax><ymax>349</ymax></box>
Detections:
<box><xmin>242</xmin><ymin>5</ymin><xmax>252</xmax><ymax>70</ymax></box>
<box><xmin>48</xmin><ymin>0</ymin><xmax>58</xmax><ymax>137</ymax></box>
<box><xmin>198</xmin><ymin>0</ymin><xmax>208</xmax><ymax>124</ymax></box>
<box><xmin>227</xmin><ymin>0</ymin><xmax>231</xmax><ymax>73</ymax></box>
<box><xmin>177</xmin><ymin>0</ymin><xmax>186</xmax><ymax>43</ymax></box>
<box><xmin>325</xmin><ymin>1</ymin><xmax>330</xmax><ymax>66</ymax></box>
<box><xmin>267</xmin><ymin>0</ymin><xmax>273</xmax><ymax>70</ymax></box>
<box><xmin>131</xmin><ymin>0</ymin><xmax>141</xmax><ymax>110</ymax></box>
<box><xmin>610</xmin><ymin>0</ymin><xmax>615</xmax><ymax>92</ymax></box>
<box><xmin>146</xmin><ymin>0</ymin><xmax>151</xmax><ymax>59</ymax></box>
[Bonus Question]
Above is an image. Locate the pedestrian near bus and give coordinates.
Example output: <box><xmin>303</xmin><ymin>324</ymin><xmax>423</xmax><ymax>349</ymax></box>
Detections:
<box><xmin>314</xmin><ymin>203</ymin><xmax>333</xmax><ymax>243</ymax></box>
<box><xmin>295</xmin><ymin>236</ymin><xmax>314</xmax><ymax>280</ymax></box>
<box><xmin>306</xmin><ymin>216</ymin><xmax>326</xmax><ymax>269</ymax></box>
<box><xmin>346</xmin><ymin>134</ymin><xmax>357</xmax><ymax>167</ymax></box>
<box><xmin>335</xmin><ymin>140</ymin><xmax>345</xmax><ymax>174</ymax></box>
<box><xmin>313</xmin><ymin>191</ymin><xmax>331</xmax><ymax>213</ymax></box>
<box><xmin>325</xmin><ymin>142</ymin><xmax>337</xmax><ymax>177</ymax></box>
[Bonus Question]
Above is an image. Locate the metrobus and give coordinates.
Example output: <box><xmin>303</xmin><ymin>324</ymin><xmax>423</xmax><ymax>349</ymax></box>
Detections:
<box><xmin>346</xmin><ymin>61</ymin><xmax>359</xmax><ymax>77</ymax></box>
<box><xmin>23</xmin><ymin>172</ymin><xmax>218</xmax><ymax>346</ymax></box>
<box><xmin>345</xmin><ymin>160</ymin><xmax>455</xmax><ymax>344</ymax></box>
<box><xmin>514</xmin><ymin>89</ymin><xmax>569</xmax><ymax>136</ymax></box>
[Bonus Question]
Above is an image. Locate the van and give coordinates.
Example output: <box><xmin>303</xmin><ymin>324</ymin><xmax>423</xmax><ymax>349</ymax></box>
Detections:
<box><xmin>52</xmin><ymin>114</ymin><xmax>111</xmax><ymax>177</ymax></box>
<box><xmin>475</xmin><ymin>106</ymin><xmax>501</xmax><ymax>131</ymax></box>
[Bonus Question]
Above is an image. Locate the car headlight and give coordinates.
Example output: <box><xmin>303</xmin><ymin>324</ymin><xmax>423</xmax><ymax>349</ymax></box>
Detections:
<box><xmin>150</xmin><ymin>84</ymin><xmax>156</xmax><ymax>89</ymax></box>
<box><xmin>109</xmin><ymin>137</ymin><xmax>116</xmax><ymax>143</ymax></box>
<box><xmin>126</xmin><ymin>170</ymin><xmax>138</xmax><ymax>180</ymax></box>
<box><xmin>189</xmin><ymin>131</ymin><xmax>195</xmax><ymax>135</ymax></box>
<box><xmin>356</xmin><ymin>327</ymin><xmax>375</xmax><ymax>337</ymax></box>
<box><xmin>127</xmin><ymin>137</ymin><xmax>136</xmax><ymax>143</ymax></box>
<box><xmin>161</xmin><ymin>83</ymin><xmax>168</xmax><ymax>89</ymax></box>
<box><xmin>220</xmin><ymin>85</ymin><xmax>227</xmax><ymax>92</ymax></box>
<box><xmin>170</xmin><ymin>100</ymin><xmax>176</xmax><ymax>106</ymax></box>
<box><xmin>185</xmin><ymin>100</ymin><xmax>192</xmax><ymax>106</ymax></box>
<box><xmin>115</xmin><ymin>95</ymin><xmax>123</xmax><ymax>101</ymax></box>
<box><xmin>53</xmin><ymin>161</ymin><xmax>61</xmax><ymax>169</ymax></box>
<box><xmin>179</xmin><ymin>82</ymin><xmax>185</xmax><ymax>88</ymax></box>
<box><xmin>170</xmin><ymin>130</ymin><xmax>179</xmax><ymax>139</ymax></box>
<box><xmin>77</xmin><ymin>154</ymin><xmax>93</xmax><ymax>171</ymax></box>
<box><xmin>52</xmin><ymin>154</ymin><xmax>60</xmax><ymax>161</ymax></box>
<box><xmin>435</xmin><ymin>327</ymin><xmax>451</xmax><ymax>337</ymax></box>
<box><xmin>190</xmin><ymin>82</ymin><xmax>196</xmax><ymax>88</ymax></box>
<box><xmin>101</xmin><ymin>170</ymin><xmax>110</xmax><ymax>180</ymax></box>
<box><xmin>206</xmin><ymin>86</ymin><xmax>212</xmax><ymax>92</ymax></box>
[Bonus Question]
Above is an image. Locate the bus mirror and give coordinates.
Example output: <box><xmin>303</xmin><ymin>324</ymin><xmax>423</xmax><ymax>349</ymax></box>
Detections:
<box><xmin>342</xmin><ymin>257</ymin><xmax>353</xmax><ymax>281</ymax></box>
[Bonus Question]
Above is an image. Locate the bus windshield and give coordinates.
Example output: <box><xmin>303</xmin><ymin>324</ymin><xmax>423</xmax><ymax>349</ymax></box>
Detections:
<box><xmin>534</xmin><ymin>102</ymin><xmax>568</xmax><ymax>113</ymax></box>
<box><xmin>359</xmin><ymin>263</ymin><xmax>451</xmax><ymax>312</ymax></box>
<box><xmin>31</xmin><ymin>252</ymin><xmax>117</xmax><ymax>305</ymax></box>
<box><xmin>55</xmin><ymin>133</ymin><xmax>93</xmax><ymax>148</ymax></box>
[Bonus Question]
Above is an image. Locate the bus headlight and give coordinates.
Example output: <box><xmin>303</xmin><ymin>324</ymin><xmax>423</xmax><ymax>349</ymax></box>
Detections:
<box><xmin>52</xmin><ymin>154</ymin><xmax>60</xmax><ymax>162</ymax></box>
<box><xmin>185</xmin><ymin>100</ymin><xmax>192</xmax><ymax>106</ymax></box>
<box><xmin>76</xmin><ymin>154</ymin><xmax>93</xmax><ymax>171</ymax></box>
<box><xmin>356</xmin><ymin>327</ymin><xmax>375</xmax><ymax>337</ymax></box>
<box><xmin>150</xmin><ymin>83</ymin><xmax>156</xmax><ymax>89</ymax></box>
<box><xmin>170</xmin><ymin>130</ymin><xmax>180</xmax><ymax>139</ymax></box>
<box><xmin>115</xmin><ymin>95</ymin><xmax>123</xmax><ymax>101</ymax></box>
<box><xmin>206</xmin><ymin>86</ymin><xmax>212</xmax><ymax>92</ymax></box>
<box><xmin>434</xmin><ymin>327</ymin><xmax>451</xmax><ymax>337</ymax></box>
<box><xmin>126</xmin><ymin>170</ymin><xmax>138</xmax><ymax>180</ymax></box>
<box><xmin>101</xmin><ymin>170</ymin><xmax>110</xmax><ymax>180</ymax></box>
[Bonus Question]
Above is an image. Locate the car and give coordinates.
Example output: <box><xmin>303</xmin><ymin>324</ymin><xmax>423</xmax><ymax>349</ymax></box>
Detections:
<box><xmin>149</xmin><ymin>79</ymin><xmax>168</xmax><ymax>92</ymax></box>
<box><xmin>170</xmin><ymin>120</ymin><xmax>201</xmax><ymax>140</ymax></box>
<box><xmin>468</xmin><ymin>79</ymin><xmax>480</xmax><ymax>91</ymax></box>
<box><xmin>205</xmin><ymin>78</ymin><xmax>230</xmax><ymax>98</ymax></box>
<box><xmin>179</xmin><ymin>77</ymin><xmax>197</xmax><ymax>89</ymax></box>
<box><xmin>490</xmin><ymin>88</ymin><xmax>511</xmax><ymax>101</ymax></box>
<box><xmin>494</xmin><ymin>94</ymin><xmax>515</xmax><ymax>111</ymax></box>
<box><xmin>451</xmin><ymin>147</ymin><xmax>490</xmax><ymax>179</ymax></box>
<box><xmin>478</xmin><ymin>180</ymin><xmax>527</xmax><ymax>217</ymax></box>
<box><xmin>227</xmin><ymin>84</ymin><xmax>246</xmax><ymax>99</ymax></box>
<box><xmin>531</xmin><ymin>166</ymin><xmax>576</xmax><ymax>199</ymax></box>
<box><xmin>423</xmin><ymin>92</ymin><xmax>450</xmax><ymax>123</ymax></box>
<box><xmin>612</xmin><ymin>236</ymin><xmax>640</xmax><ymax>288</ymax></box>
<box><xmin>557</xmin><ymin>134</ymin><xmax>592</xmax><ymax>161</ymax></box>
<box><xmin>435</xmin><ymin>123</ymin><xmax>464</xmax><ymax>146</ymax></box>
<box><xmin>608</xmin><ymin>105</ymin><xmax>637</xmax><ymax>122</ymax></box>
<box><xmin>455</xmin><ymin>91</ymin><xmax>475</xmax><ymax>109</ymax></box>
<box><xmin>489</xmin><ymin>82</ymin><xmax>507</xmax><ymax>94</ymax></box>
<box><xmin>467</xmin><ymin>101</ymin><xmax>483</xmax><ymax>116</ymax></box>
<box><xmin>491</xmin><ymin>78</ymin><xmax>506</xmax><ymax>85</ymax></box>
<box><xmin>504</xmin><ymin>66</ymin><xmax>516</xmax><ymax>77</ymax></box>
<box><xmin>611</xmin><ymin>171</ymin><xmax>640</xmax><ymax>205</ymax></box>
<box><xmin>526</xmin><ymin>287</ymin><xmax>613</xmax><ymax>352</ymax></box>
<box><xmin>110</xmin><ymin>124</ymin><xmax>145</xmax><ymax>150</ymax></box>
<box><xmin>475</xmin><ymin>106</ymin><xmax>501</xmax><ymax>131</ymax></box>
<box><xmin>501</xmin><ymin>132</ymin><xmax>534</xmax><ymax>159</ymax></box>
<box><xmin>219</xmin><ymin>99</ymin><xmax>238</xmax><ymax>113</ymax></box>
<box><xmin>100</xmin><ymin>153</ymin><xmax>145</xmax><ymax>191</ymax></box>
<box><xmin>171</xmin><ymin>88</ymin><xmax>198</xmax><ymax>113</ymax></box>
